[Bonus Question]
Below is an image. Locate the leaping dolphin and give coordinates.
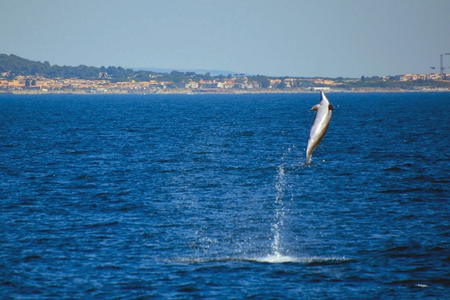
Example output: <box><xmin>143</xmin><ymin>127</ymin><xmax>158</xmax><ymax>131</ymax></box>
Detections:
<box><xmin>306</xmin><ymin>91</ymin><xmax>334</xmax><ymax>164</ymax></box>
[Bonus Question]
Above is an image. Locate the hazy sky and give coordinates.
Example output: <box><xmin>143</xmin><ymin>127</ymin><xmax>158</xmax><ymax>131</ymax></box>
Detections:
<box><xmin>1</xmin><ymin>0</ymin><xmax>449</xmax><ymax>77</ymax></box>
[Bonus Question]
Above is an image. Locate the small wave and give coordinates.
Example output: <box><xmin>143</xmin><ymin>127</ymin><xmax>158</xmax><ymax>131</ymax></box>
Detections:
<box><xmin>191</xmin><ymin>157</ymin><xmax>215</xmax><ymax>163</ymax></box>
<box><xmin>431</xmin><ymin>179</ymin><xmax>449</xmax><ymax>183</ymax></box>
<box><xmin>154</xmin><ymin>158</ymin><xmax>180</xmax><ymax>163</ymax></box>
<box><xmin>95</xmin><ymin>264</ymin><xmax>123</xmax><ymax>270</ymax></box>
<box><xmin>156</xmin><ymin>169</ymin><xmax>179</xmax><ymax>174</ymax></box>
<box><xmin>384</xmin><ymin>246</ymin><xmax>409</xmax><ymax>252</ymax></box>
<box><xmin>63</xmin><ymin>150</ymin><xmax>91</xmax><ymax>155</ymax></box>
<box><xmin>379</xmin><ymin>187</ymin><xmax>446</xmax><ymax>195</ymax></box>
<box><xmin>124</xmin><ymin>128</ymin><xmax>139</xmax><ymax>133</ymax></box>
<box><xmin>73</xmin><ymin>174</ymin><xmax>96</xmax><ymax>181</ymax></box>
<box><xmin>396</xmin><ymin>266</ymin><xmax>430</xmax><ymax>273</ymax></box>
<box><xmin>235</xmin><ymin>130</ymin><xmax>255</xmax><ymax>137</ymax></box>
<box><xmin>388</xmin><ymin>279</ymin><xmax>431</xmax><ymax>288</ymax></box>
<box><xmin>82</xmin><ymin>221</ymin><xmax>120</xmax><ymax>229</ymax></box>
<box><xmin>383</xmin><ymin>166</ymin><xmax>404</xmax><ymax>172</ymax></box>
<box><xmin>0</xmin><ymin>143</ymin><xmax>15</xmax><ymax>148</ymax></box>
<box><xmin>378</xmin><ymin>188</ymin><xmax>423</xmax><ymax>194</ymax></box>
<box><xmin>177</xmin><ymin>284</ymin><xmax>199</xmax><ymax>293</ymax></box>
<box><xmin>382</xmin><ymin>244</ymin><xmax>446</xmax><ymax>258</ymax></box>
<box><xmin>22</xmin><ymin>255</ymin><xmax>42</xmax><ymax>262</ymax></box>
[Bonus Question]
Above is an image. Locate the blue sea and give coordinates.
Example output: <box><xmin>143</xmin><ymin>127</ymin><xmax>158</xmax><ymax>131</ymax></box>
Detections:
<box><xmin>1</xmin><ymin>93</ymin><xmax>449</xmax><ymax>299</ymax></box>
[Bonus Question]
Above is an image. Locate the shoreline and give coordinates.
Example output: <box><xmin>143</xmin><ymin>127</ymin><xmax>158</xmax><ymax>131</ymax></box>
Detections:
<box><xmin>1</xmin><ymin>88</ymin><xmax>449</xmax><ymax>95</ymax></box>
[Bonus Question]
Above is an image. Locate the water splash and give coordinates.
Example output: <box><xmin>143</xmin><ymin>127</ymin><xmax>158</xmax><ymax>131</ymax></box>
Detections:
<box><xmin>271</xmin><ymin>163</ymin><xmax>286</xmax><ymax>256</ymax></box>
<box><xmin>270</xmin><ymin>146</ymin><xmax>296</xmax><ymax>256</ymax></box>
<box><xmin>173</xmin><ymin>255</ymin><xmax>353</xmax><ymax>265</ymax></box>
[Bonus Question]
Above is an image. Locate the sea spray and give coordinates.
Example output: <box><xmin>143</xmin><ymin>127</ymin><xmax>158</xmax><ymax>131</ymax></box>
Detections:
<box><xmin>271</xmin><ymin>163</ymin><xmax>286</xmax><ymax>256</ymax></box>
<box><xmin>270</xmin><ymin>146</ymin><xmax>296</xmax><ymax>256</ymax></box>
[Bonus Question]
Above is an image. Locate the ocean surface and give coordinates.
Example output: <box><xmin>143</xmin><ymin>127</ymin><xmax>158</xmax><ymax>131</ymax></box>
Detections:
<box><xmin>0</xmin><ymin>92</ymin><xmax>449</xmax><ymax>299</ymax></box>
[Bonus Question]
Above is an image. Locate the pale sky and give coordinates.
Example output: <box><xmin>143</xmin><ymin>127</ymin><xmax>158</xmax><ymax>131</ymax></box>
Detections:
<box><xmin>1</xmin><ymin>0</ymin><xmax>449</xmax><ymax>77</ymax></box>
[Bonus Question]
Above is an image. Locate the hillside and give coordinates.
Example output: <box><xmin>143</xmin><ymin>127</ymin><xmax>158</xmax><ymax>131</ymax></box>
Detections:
<box><xmin>0</xmin><ymin>54</ymin><xmax>146</xmax><ymax>81</ymax></box>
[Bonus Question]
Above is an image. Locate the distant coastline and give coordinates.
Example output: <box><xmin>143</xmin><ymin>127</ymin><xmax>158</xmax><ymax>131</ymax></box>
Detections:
<box><xmin>1</xmin><ymin>54</ymin><xmax>449</xmax><ymax>95</ymax></box>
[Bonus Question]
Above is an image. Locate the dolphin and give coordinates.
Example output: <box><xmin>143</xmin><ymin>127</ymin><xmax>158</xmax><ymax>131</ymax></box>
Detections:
<box><xmin>306</xmin><ymin>91</ymin><xmax>334</xmax><ymax>164</ymax></box>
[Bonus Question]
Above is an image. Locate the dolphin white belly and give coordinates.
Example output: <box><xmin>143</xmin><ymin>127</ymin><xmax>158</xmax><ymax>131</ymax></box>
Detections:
<box><xmin>306</xmin><ymin>91</ymin><xmax>333</xmax><ymax>164</ymax></box>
